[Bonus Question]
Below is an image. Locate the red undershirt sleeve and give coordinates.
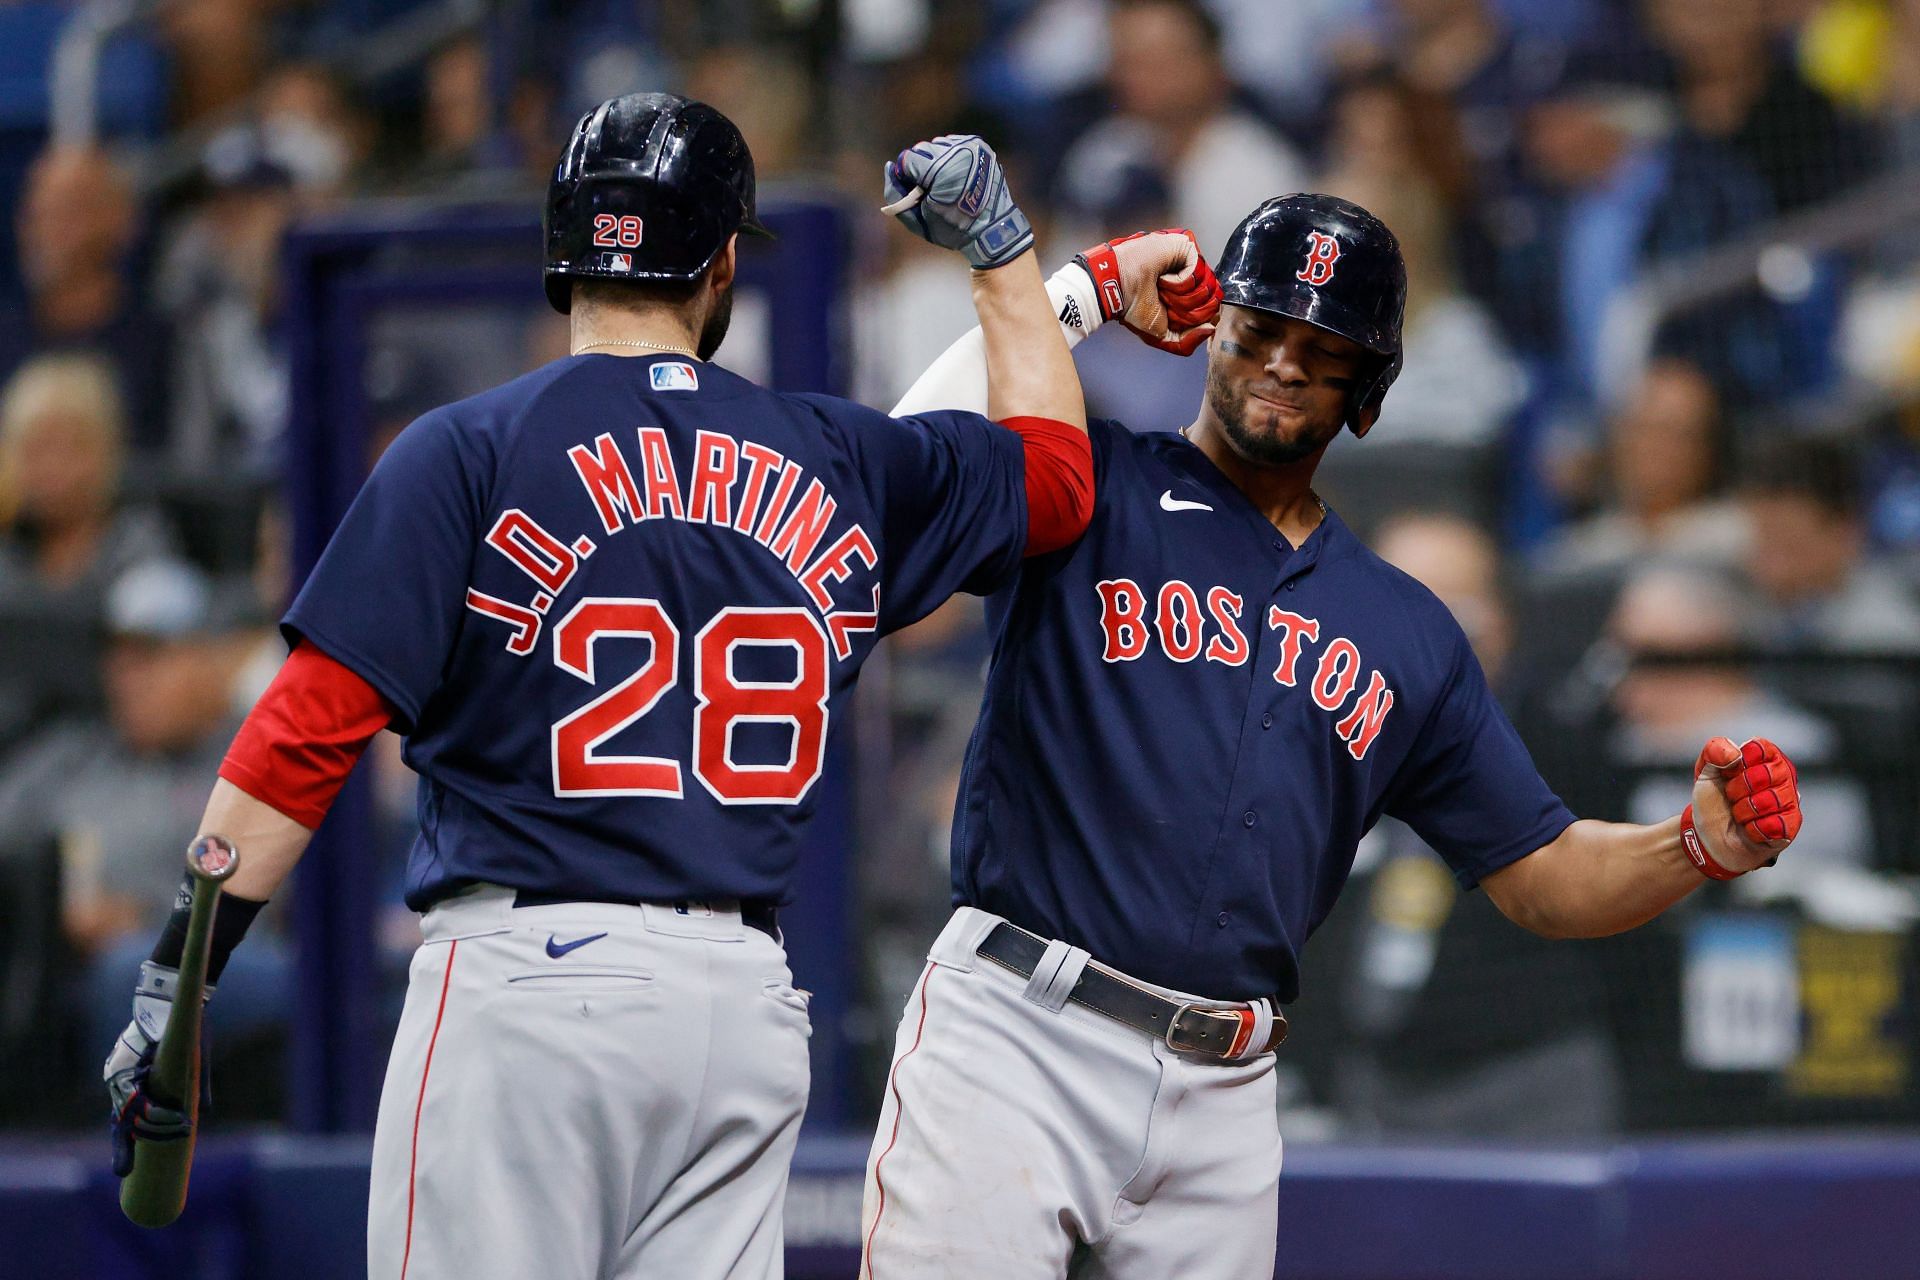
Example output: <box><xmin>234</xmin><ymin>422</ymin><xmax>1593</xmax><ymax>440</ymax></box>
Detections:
<box><xmin>218</xmin><ymin>640</ymin><xmax>397</xmax><ymax>830</ymax></box>
<box><xmin>1002</xmin><ymin>415</ymin><xmax>1094</xmax><ymax>556</ymax></box>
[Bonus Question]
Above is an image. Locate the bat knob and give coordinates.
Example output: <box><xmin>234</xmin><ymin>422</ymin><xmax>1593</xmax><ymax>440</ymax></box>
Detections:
<box><xmin>187</xmin><ymin>835</ymin><xmax>240</xmax><ymax>883</ymax></box>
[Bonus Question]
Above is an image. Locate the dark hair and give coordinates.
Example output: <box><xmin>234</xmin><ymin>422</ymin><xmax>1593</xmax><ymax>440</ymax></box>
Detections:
<box><xmin>1737</xmin><ymin>434</ymin><xmax>1860</xmax><ymax>517</ymax></box>
<box><xmin>1113</xmin><ymin>0</ymin><xmax>1223</xmax><ymax>57</ymax></box>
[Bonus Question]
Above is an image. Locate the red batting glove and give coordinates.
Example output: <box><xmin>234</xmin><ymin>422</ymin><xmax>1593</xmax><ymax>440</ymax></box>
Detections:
<box><xmin>1074</xmin><ymin>229</ymin><xmax>1222</xmax><ymax>356</ymax></box>
<box><xmin>1680</xmin><ymin>736</ymin><xmax>1802</xmax><ymax>880</ymax></box>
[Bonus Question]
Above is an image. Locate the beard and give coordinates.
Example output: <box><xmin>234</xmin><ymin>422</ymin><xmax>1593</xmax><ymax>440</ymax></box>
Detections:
<box><xmin>1204</xmin><ymin>360</ymin><xmax>1344</xmax><ymax>467</ymax></box>
<box><xmin>696</xmin><ymin>283</ymin><xmax>734</xmax><ymax>361</ymax></box>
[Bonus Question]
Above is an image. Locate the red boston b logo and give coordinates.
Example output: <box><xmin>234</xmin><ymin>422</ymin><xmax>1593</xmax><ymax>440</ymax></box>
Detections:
<box><xmin>1295</xmin><ymin>230</ymin><xmax>1341</xmax><ymax>287</ymax></box>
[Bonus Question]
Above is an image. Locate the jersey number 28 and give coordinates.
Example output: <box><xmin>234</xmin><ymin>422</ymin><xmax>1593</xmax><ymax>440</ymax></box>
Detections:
<box><xmin>550</xmin><ymin>598</ymin><xmax>828</xmax><ymax>804</ymax></box>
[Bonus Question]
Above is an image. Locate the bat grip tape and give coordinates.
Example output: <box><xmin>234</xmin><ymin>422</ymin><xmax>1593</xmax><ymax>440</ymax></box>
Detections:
<box><xmin>149</xmin><ymin>871</ymin><xmax>267</xmax><ymax>986</ymax></box>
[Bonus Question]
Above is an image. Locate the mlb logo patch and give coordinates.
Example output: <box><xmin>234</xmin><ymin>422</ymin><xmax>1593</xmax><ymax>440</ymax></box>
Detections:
<box><xmin>651</xmin><ymin>361</ymin><xmax>699</xmax><ymax>391</ymax></box>
<box><xmin>608</xmin><ymin>253</ymin><xmax>633</xmax><ymax>273</ymax></box>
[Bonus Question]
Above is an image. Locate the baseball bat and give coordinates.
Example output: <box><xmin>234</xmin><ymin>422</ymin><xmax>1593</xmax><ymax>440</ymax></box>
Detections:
<box><xmin>119</xmin><ymin>834</ymin><xmax>239</xmax><ymax>1228</ymax></box>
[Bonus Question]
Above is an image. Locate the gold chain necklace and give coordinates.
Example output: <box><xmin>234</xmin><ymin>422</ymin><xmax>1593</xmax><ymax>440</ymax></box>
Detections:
<box><xmin>573</xmin><ymin>339</ymin><xmax>699</xmax><ymax>358</ymax></box>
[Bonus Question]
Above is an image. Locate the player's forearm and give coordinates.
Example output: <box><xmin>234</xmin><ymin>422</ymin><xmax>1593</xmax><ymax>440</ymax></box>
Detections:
<box><xmin>971</xmin><ymin>253</ymin><xmax>1087</xmax><ymax>431</ymax></box>
<box><xmin>894</xmin><ymin>263</ymin><xmax>1100</xmax><ymax>417</ymax></box>
<box><xmin>194</xmin><ymin>778</ymin><xmax>316</xmax><ymax>902</ymax></box>
<box><xmin>1483</xmin><ymin>817</ymin><xmax>1703</xmax><ymax>940</ymax></box>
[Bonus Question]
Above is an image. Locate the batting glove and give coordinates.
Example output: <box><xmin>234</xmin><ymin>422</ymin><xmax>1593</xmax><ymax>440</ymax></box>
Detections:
<box><xmin>882</xmin><ymin>134</ymin><xmax>1033</xmax><ymax>270</ymax></box>
<box><xmin>105</xmin><ymin>960</ymin><xmax>197</xmax><ymax>1177</ymax></box>
<box><xmin>1681</xmin><ymin>736</ymin><xmax>1803</xmax><ymax>880</ymax></box>
<box><xmin>1073</xmin><ymin>229</ymin><xmax>1221</xmax><ymax>356</ymax></box>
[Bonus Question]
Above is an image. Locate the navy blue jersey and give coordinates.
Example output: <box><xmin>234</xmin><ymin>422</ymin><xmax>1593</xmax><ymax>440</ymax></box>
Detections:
<box><xmin>953</xmin><ymin>420</ymin><xmax>1573</xmax><ymax>1002</ymax></box>
<box><xmin>286</xmin><ymin>354</ymin><xmax>1026</xmax><ymax>909</ymax></box>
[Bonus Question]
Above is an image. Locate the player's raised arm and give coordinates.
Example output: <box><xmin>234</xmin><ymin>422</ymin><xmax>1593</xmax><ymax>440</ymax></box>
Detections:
<box><xmin>880</xmin><ymin>134</ymin><xmax>1082</xmax><ymax>429</ymax></box>
<box><xmin>890</xmin><ymin>226</ymin><xmax>1221</xmax><ymax>419</ymax></box>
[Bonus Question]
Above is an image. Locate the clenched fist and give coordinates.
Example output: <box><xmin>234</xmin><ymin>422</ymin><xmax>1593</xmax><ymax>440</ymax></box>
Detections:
<box><xmin>1682</xmin><ymin>736</ymin><xmax>1802</xmax><ymax>879</ymax></box>
<box><xmin>882</xmin><ymin>135</ymin><xmax>1033</xmax><ymax>270</ymax></box>
<box><xmin>1074</xmin><ymin>229</ymin><xmax>1222</xmax><ymax>356</ymax></box>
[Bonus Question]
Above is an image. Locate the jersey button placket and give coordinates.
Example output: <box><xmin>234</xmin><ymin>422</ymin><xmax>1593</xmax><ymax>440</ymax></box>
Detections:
<box><xmin>1242</xmin><ymin>810</ymin><xmax>1256</xmax><ymax>828</ymax></box>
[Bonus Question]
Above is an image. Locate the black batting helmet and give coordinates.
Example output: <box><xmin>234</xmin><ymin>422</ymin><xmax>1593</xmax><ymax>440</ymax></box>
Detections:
<box><xmin>543</xmin><ymin>92</ymin><xmax>774</xmax><ymax>315</ymax></box>
<box><xmin>1214</xmin><ymin>194</ymin><xmax>1407</xmax><ymax>429</ymax></box>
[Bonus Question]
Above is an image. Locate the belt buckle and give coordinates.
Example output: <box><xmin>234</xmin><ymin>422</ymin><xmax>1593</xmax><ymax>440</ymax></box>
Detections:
<box><xmin>1164</xmin><ymin>1004</ymin><xmax>1248</xmax><ymax>1059</ymax></box>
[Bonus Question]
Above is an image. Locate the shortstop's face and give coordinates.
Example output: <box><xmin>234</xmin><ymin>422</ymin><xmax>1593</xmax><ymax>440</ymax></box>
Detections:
<box><xmin>1203</xmin><ymin>306</ymin><xmax>1365</xmax><ymax>468</ymax></box>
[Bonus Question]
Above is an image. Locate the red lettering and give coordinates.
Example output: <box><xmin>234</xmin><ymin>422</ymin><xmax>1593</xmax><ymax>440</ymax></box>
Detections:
<box><xmin>486</xmin><ymin>509</ymin><xmax>578</xmax><ymax>593</ymax></box>
<box><xmin>687</xmin><ymin>430</ymin><xmax>740</xmax><ymax>526</ymax></box>
<box><xmin>1333</xmin><ymin>669</ymin><xmax>1395</xmax><ymax>760</ymax></box>
<box><xmin>1204</xmin><ymin>588</ymin><xmax>1248</xmax><ymax>666</ymax></box>
<box><xmin>768</xmin><ymin>479</ymin><xmax>837</xmax><ymax>575</ymax></box>
<box><xmin>464</xmin><ymin>588</ymin><xmax>541</xmax><ymax>656</ymax></box>
<box><xmin>636</xmin><ymin>426</ymin><xmax>684</xmax><ymax>520</ymax></box>
<box><xmin>825</xmin><ymin>586</ymin><xmax>880</xmax><ymax>661</ymax></box>
<box><xmin>1312</xmin><ymin>637</ymin><xmax>1361</xmax><ymax>711</ymax></box>
<box><xmin>753</xmin><ymin>462</ymin><xmax>803</xmax><ymax>543</ymax></box>
<box><xmin>734</xmin><ymin>442</ymin><xmax>785</xmax><ymax>534</ymax></box>
<box><xmin>1098</xmin><ymin>579</ymin><xmax>1150</xmax><ymax>661</ymax></box>
<box><xmin>1155</xmin><ymin>581</ymin><xmax>1203</xmax><ymax>662</ymax></box>
<box><xmin>1267</xmin><ymin>607</ymin><xmax>1320</xmax><ymax>686</ymax></box>
<box><xmin>799</xmin><ymin>525</ymin><xmax>877</xmax><ymax>612</ymax></box>
<box><xmin>567</xmin><ymin>433</ymin><xmax>643</xmax><ymax>535</ymax></box>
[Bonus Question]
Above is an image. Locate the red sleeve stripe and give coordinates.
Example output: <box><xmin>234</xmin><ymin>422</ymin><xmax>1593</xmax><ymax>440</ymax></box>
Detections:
<box><xmin>1002</xmin><ymin>415</ymin><xmax>1094</xmax><ymax>557</ymax></box>
<box><xmin>218</xmin><ymin>640</ymin><xmax>396</xmax><ymax>829</ymax></box>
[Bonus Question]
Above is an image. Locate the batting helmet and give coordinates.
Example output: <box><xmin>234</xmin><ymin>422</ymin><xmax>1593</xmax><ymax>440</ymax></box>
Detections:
<box><xmin>543</xmin><ymin>92</ymin><xmax>773</xmax><ymax>315</ymax></box>
<box><xmin>1214</xmin><ymin>194</ymin><xmax>1407</xmax><ymax>428</ymax></box>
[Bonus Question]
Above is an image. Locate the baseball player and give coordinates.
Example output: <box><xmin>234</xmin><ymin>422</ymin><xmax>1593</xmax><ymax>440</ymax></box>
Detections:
<box><xmin>857</xmin><ymin>194</ymin><xmax>1806</xmax><ymax>1278</ymax></box>
<box><xmin>94</xmin><ymin>99</ymin><xmax>1195</xmax><ymax>1279</ymax></box>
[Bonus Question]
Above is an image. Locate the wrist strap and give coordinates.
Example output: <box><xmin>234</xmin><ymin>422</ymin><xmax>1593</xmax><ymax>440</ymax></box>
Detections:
<box><xmin>1047</xmin><ymin>261</ymin><xmax>1103</xmax><ymax>347</ymax></box>
<box><xmin>149</xmin><ymin>868</ymin><xmax>268</xmax><ymax>985</ymax></box>
<box><xmin>1072</xmin><ymin>243</ymin><xmax>1125</xmax><ymax>322</ymax></box>
<box><xmin>1679</xmin><ymin>805</ymin><xmax>1741</xmax><ymax>880</ymax></box>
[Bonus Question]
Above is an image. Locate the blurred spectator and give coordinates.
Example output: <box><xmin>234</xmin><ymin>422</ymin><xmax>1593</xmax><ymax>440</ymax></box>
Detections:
<box><xmin>1307</xmin><ymin>511</ymin><xmax>1621</xmax><ymax>1138</ymax></box>
<box><xmin>155</xmin><ymin>127</ymin><xmax>301</xmax><ymax>476</ymax></box>
<box><xmin>1606</xmin><ymin>561</ymin><xmax>1873</xmax><ymax>868</ymax></box>
<box><xmin>998</xmin><ymin>0</ymin><xmax>1371</xmax><ymax>127</ymax></box>
<box><xmin>159</xmin><ymin>0</ymin><xmax>278</xmax><ymax>126</ymax></box>
<box><xmin>1388</xmin><ymin>0</ymin><xmax>1564</xmax><ymax>113</ymax></box>
<box><xmin>1521</xmin><ymin>43</ymin><xmax>1781</xmax><ymax>414</ymax></box>
<box><xmin>0</xmin><ymin>558</ymin><xmax>288</xmax><ymax>1056</ymax></box>
<box><xmin>1052</xmin><ymin>0</ymin><xmax>1310</xmax><ymax>257</ymax></box>
<box><xmin>0</xmin><ymin>146</ymin><xmax>169</xmax><ymax>447</ymax></box>
<box><xmin>1536</xmin><ymin>357</ymin><xmax>1747</xmax><ymax>579</ymax></box>
<box><xmin>1736</xmin><ymin>435</ymin><xmax>1920</xmax><ymax>651</ymax></box>
<box><xmin>420</xmin><ymin>33</ymin><xmax>492</xmax><ymax>176</ymax></box>
<box><xmin>1863</xmin><ymin>395</ymin><xmax>1920</xmax><ymax>572</ymax></box>
<box><xmin>258</xmin><ymin>61</ymin><xmax>370</xmax><ymax>207</ymax></box>
<box><xmin>687</xmin><ymin>43</ymin><xmax>816</xmax><ymax>178</ymax></box>
<box><xmin>1319</xmin><ymin>73</ymin><xmax>1527</xmax><ymax>448</ymax></box>
<box><xmin>1646</xmin><ymin>0</ymin><xmax>1879</xmax><ymax>213</ymax></box>
<box><xmin>0</xmin><ymin>354</ymin><xmax>178</xmax><ymax>611</ymax></box>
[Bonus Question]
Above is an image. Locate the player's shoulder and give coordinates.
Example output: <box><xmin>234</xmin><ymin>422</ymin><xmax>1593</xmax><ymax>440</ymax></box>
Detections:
<box><xmin>784</xmin><ymin>391</ymin><xmax>997</xmax><ymax>434</ymax></box>
<box><xmin>1336</xmin><ymin>530</ymin><xmax>1473</xmax><ymax>656</ymax></box>
<box><xmin>781</xmin><ymin>393</ymin><xmax>1012</xmax><ymax>473</ymax></box>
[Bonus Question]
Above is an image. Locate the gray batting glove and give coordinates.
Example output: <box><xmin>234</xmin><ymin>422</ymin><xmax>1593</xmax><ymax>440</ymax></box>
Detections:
<box><xmin>882</xmin><ymin>134</ymin><xmax>1033</xmax><ymax>270</ymax></box>
<box><xmin>105</xmin><ymin>961</ymin><xmax>198</xmax><ymax>1177</ymax></box>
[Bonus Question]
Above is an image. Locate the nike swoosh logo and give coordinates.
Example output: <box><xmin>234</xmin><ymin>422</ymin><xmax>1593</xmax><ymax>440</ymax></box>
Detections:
<box><xmin>545</xmin><ymin>932</ymin><xmax>608</xmax><ymax>959</ymax></box>
<box><xmin>1160</xmin><ymin>489</ymin><xmax>1213</xmax><ymax>513</ymax></box>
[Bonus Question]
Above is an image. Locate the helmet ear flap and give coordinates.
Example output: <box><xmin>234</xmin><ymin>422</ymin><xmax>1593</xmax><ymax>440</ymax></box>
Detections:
<box><xmin>1347</xmin><ymin>349</ymin><xmax>1402</xmax><ymax>436</ymax></box>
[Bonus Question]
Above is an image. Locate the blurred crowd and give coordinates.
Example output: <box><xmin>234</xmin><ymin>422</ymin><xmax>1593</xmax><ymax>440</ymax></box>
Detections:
<box><xmin>1</xmin><ymin>0</ymin><xmax>1919</xmax><ymax>1135</ymax></box>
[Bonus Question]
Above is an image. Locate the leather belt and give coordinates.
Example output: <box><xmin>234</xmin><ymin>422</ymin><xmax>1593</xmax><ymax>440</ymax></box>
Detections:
<box><xmin>975</xmin><ymin>921</ymin><xmax>1287</xmax><ymax>1060</ymax></box>
<box><xmin>512</xmin><ymin>890</ymin><xmax>780</xmax><ymax>941</ymax></box>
